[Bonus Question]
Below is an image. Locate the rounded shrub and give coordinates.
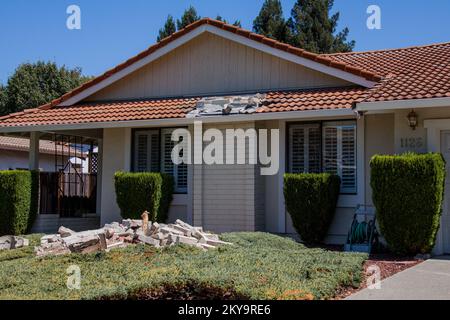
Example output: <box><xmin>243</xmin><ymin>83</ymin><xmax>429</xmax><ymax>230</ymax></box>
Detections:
<box><xmin>114</xmin><ymin>172</ymin><xmax>174</xmax><ymax>222</ymax></box>
<box><xmin>370</xmin><ymin>153</ymin><xmax>446</xmax><ymax>255</ymax></box>
<box><xmin>283</xmin><ymin>173</ymin><xmax>341</xmax><ymax>243</ymax></box>
<box><xmin>0</xmin><ymin>170</ymin><xmax>39</xmax><ymax>235</ymax></box>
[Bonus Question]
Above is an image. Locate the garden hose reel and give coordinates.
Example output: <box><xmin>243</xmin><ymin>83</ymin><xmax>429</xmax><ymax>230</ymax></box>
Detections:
<box><xmin>344</xmin><ymin>205</ymin><xmax>379</xmax><ymax>253</ymax></box>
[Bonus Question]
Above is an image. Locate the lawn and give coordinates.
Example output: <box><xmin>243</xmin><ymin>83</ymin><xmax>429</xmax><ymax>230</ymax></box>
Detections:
<box><xmin>0</xmin><ymin>232</ymin><xmax>367</xmax><ymax>300</ymax></box>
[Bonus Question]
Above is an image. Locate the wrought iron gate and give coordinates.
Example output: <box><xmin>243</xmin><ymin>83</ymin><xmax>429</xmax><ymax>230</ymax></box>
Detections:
<box><xmin>39</xmin><ymin>134</ymin><xmax>98</xmax><ymax>217</ymax></box>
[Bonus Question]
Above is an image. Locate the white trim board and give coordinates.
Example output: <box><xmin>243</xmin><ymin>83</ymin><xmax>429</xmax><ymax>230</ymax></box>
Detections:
<box><xmin>59</xmin><ymin>25</ymin><xmax>375</xmax><ymax>107</ymax></box>
<box><xmin>0</xmin><ymin>109</ymin><xmax>357</xmax><ymax>133</ymax></box>
<box><xmin>357</xmin><ymin>97</ymin><xmax>450</xmax><ymax>112</ymax></box>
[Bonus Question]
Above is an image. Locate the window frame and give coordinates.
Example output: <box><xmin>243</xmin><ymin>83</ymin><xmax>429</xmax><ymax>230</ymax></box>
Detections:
<box><xmin>131</xmin><ymin>126</ymin><xmax>189</xmax><ymax>194</ymax></box>
<box><xmin>286</xmin><ymin>120</ymin><xmax>357</xmax><ymax>195</ymax></box>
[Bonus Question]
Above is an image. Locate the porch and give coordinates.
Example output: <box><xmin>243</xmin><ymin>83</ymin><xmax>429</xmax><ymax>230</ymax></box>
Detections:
<box><xmin>7</xmin><ymin>129</ymin><xmax>103</xmax><ymax>233</ymax></box>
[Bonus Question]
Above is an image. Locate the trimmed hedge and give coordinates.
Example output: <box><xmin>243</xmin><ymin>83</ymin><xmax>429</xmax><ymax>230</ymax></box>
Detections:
<box><xmin>114</xmin><ymin>172</ymin><xmax>174</xmax><ymax>222</ymax></box>
<box><xmin>0</xmin><ymin>170</ymin><xmax>39</xmax><ymax>235</ymax></box>
<box><xmin>370</xmin><ymin>153</ymin><xmax>446</xmax><ymax>255</ymax></box>
<box><xmin>284</xmin><ymin>173</ymin><xmax>341</xmax><ymax>243</ymax></box>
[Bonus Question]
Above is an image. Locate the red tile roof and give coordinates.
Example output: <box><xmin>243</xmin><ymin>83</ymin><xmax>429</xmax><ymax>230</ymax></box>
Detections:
<box><xmin>258</xmin><ymin>87</ymin><xmax>365</xmax><ymax>113</ymax></box>
<box><xmin>0</xmin><ymin>87</ymin><xmax>363</xmax><ymax>127</ymax></box>
<box><xmin>325</xmin><ymin>42</ymin><xmax>450</xmax><ymax>102</ymax></box>
<box><xmin>0</xmin><ymin>98</ymin><xmax>199</xmax><ymax>127</ymax></box>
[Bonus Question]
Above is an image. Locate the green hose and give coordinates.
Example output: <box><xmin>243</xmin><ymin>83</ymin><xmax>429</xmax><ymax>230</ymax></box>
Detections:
<box><xmin>350</xmin><ymin>221</ymin><xmax>370</xmax><ymax>244</ymax></box>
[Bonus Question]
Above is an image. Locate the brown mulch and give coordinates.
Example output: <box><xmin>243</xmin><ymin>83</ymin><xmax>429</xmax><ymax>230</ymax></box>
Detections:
<box><xmin>334</xmin><ymin>254</ymin><xmax>423</xmax><ymax>299</ymax></box>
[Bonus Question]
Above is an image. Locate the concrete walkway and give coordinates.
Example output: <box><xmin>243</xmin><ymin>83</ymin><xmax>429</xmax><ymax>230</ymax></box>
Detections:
<box><xmin>347</xmin><ymin>256</ymin><xmax>450</xmax><ymax>300</ymax></box>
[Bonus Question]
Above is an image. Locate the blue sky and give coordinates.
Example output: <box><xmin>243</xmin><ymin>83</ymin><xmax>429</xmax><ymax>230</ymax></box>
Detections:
<box><xmin>0</xmin><ymin>0</ymin><xmax>449</xmax><ymax>84</ymax></box>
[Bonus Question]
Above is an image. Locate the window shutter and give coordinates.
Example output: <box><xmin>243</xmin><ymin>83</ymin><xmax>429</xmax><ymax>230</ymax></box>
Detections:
<box><xmin>307</xmin><ymin>126</ymin><xmax>321</xmax><ymax>173</ymax></box>
<box><xmin>161</xmin><ymin>129</ymin><xmax>187</xmax><ymax>193</ymax></box>
<box><xmin>323</xmin><ymin>126</ymin><xmax>338</xmax><ymax>175</ymax></box>
<box><xmin>289</xmin><ymin>126</ymin><xmax>305</xmax><ymax>173</ymax></box>
<box><xmin>134</xmin><ymin>130</ymin><xmax>160</xmax><ymax>172</ymax></box>
<box><xmin>289</xmin><ymin>124</ymin><xmax>321</xmax><ymax>173</ymax></box>
<box><xmin>341</xmin><ymin>126</ymin><xmax>356</xmax><ymax>193</ymax></box>
<box><xmin>135</xmin><ymin>134</ymin><xmax>148</xmax><ymax>172</ymax></box>
<box><xmin>149</xmin><ymin>132</ymin><xmax>160</xmax><ymax>172</ymax></box>
<box><xmin>323</xmin><ymin>123</ymin><xmax>356</xmax><ymax>194</ymax></box>
<box><xmin>161</xmin><ymin>131</ymin><xmax>174</xmax><ymax>177</ymax></box>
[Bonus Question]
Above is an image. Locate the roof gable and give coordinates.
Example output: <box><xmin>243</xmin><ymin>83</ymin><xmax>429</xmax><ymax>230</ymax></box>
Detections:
<box><xmin>87</xmin><ymin>32</ymin><xmax>353</xmax><ymax>101</ymax></box>
<box><xmin>35</xmin><ymin>18</ymin><xmax>380</xmax><ymax>110</ymax></box>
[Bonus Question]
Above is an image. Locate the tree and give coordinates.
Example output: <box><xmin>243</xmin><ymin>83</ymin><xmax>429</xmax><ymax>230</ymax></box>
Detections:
<box><xmin>288</xmin><ymin>0</ymin><xmax>354</xmax><ymax>53</ymax></box>
<box><xmin>157</xmin><ymin>15</ymin><xmax>177</xmax><ymax>41</ymax></box>
<box><xmin>216</xmin><ymin>15</ymin><xmax>242</xmax><ymax>27</ymax></box>
<box><xmin>253</xmin><ymin>0</ymin><xmax>290</xmax><ymax>43</ymax></box>
<box><xmin>177</xmin><ymin>6</ymin><xmax>201</xmax><ymax>30</ymax></box>
<box><xmin>1</xmin><ymin>61</ymin><xmax>91</xmax><ymax>116</ymax></box>
<box><xmin>0</xmin><ymin>85</ymin><xmax>7</xmax><ymax>116</ymax></box>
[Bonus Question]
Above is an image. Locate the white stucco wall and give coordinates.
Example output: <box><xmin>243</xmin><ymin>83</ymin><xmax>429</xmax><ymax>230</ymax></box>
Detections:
<box><xmin>100</xmin><ymin>127</ymin><xmax>131</xmax><ymax>225</ymax></box>
<box><xmin>0</xmin><ymin>149</ymin><xmax>63</xmax><ymax>171</ymax></box>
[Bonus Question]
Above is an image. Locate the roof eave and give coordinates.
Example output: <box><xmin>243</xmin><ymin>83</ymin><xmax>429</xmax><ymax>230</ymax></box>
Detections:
<box><xmin>0</xmin><ymin>108</ymin><xmax>357</xmax><ymax>133</ymax></box>
<box><xmin>356</xmin><ymin>96</ymin><xmax>450</xmax><ymax>112</ymax></box>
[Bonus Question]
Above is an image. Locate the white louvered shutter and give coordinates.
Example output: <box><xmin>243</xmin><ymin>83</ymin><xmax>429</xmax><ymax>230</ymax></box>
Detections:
<box><xmin>289</xmin><ymin>124</ymin><xmax>321</xmax><ymax>173</ymax></box>
<box><xmin>289</xmin><ymin>126</ymin><xmax>305</xmax><ymax>173</ymax></box>
<box><xmin>341</xmin><ymin>125</ymin><xmax>356</xmax><ymax>193</ymax></box>
<box><xmin>134</xmin><ymin>130</ymin><xmax>160</xmax><ymax>172</ymax></box>
<box><xmin>161</xmin><ymin>129</ymin><xmax>187</xmax><ymax>193</ymax></box>
<box><xmin>323</xmin><ymin>126</ymin><xmax>338</xmax><ymax>176</ymax></box>
<box><xmin>323</xmin><ymin>123</ymin><xmax>356</xmax><ymax>193</ymax></box>
<box><xmin>307</xmin><ymin>126</ymin><xmax>321</xmax><ymax>173</ymax></box>
<box><xmin>135</xmin><ymin>133</ymin><xmax>148</xmax><ymax>172</ymax></box>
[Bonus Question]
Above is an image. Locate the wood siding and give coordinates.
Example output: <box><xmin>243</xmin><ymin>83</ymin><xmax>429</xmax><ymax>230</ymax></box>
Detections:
<box><xmin>88</xmin><ymin>32</ymin><xmax>350</xmax><ymax>101</ymax></box>
<box><xmin>192</xmin><ymin>122</ymin><xmax>264</xmax><ymax>233</ymax></box>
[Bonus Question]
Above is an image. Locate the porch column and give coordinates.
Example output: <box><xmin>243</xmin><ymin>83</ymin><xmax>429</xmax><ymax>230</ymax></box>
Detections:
<box><xmin>29</xmin><ymin>132</ymin><xmax>40</xmax><ymax>170</ymax></box>
<box><xmin>96</xmin><ymin>138</ymin><xmax>103</xmax><ymax>217</ymax></box>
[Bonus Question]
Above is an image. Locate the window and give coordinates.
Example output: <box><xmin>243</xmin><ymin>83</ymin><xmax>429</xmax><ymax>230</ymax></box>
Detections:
<box><xmin>288</xmin><ymin>124</ymin><xmax>321</xmax><ymax>173</ymax></box>
<box><xmin>160</xmin><ymin>129</ymin><xmax>188</xmax><ymax>193</ymax></box>
<box><xmin>288</xmin><ymin>121</ymin><xmax>357</xmax><ymax>194</ymax></box>
<box><xmin>134</xmin><ymin>128</ymin><xmax>188</xmax><ymax>193</ymax></box>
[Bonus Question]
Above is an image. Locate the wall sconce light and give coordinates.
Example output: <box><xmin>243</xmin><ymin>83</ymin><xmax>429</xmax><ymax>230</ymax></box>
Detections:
<box><xmin>407</xmin><ymin>110</ymin><xmax>418</xmax><ymax>130</ymax></box>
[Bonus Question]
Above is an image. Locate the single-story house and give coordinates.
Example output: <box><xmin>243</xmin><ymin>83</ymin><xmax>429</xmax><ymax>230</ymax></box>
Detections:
<box><xmin>0</xmin><ymin>136</ymin><xmax>84</xmax><ymax>171</ymax></box>
<box><xmin>0</xmin><ymin>18</ymin><xmax>449</xmax><ymax>254</ymax></box>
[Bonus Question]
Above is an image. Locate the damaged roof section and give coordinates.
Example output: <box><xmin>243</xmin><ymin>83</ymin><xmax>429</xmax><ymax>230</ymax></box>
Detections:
<box><xmin>186</xmin><ymin>94</ymin><xmax>265</xmax><ymax>118</ymax></box>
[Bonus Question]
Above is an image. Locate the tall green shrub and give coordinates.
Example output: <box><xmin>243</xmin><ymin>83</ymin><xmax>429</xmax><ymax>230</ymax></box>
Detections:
<box><xmin>114</xmin><ymin>172</ymin><xmax>174</xmax><ymax>222</ymax></box>
<box><xmin>370</xmin><ymin>153</ymin><xmax>446</xmax><ymax>255</ymax></box>
<box><xmin>0</xmin><ymin>170</ymin><xmax>39</xmax><ymax>235</ymax></box>
<box><xmin>284</xmin><ymin>173</ymin><xmax>341</xmax><ymax>243</ymax></box>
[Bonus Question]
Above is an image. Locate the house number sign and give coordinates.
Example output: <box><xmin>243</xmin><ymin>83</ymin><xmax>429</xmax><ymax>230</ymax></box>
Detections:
<box><xmin>400</xmin><ymin>137</ymin><xmax>424</xmax><ymax>150</ymax></box>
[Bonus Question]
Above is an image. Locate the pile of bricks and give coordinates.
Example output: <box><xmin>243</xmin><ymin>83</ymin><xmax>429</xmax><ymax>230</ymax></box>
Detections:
<box><xmin>34</xmin><ymin>212</ymin><xmax>231</xmax><ymax>257</ymax></box>
<box><xmin>0</xmin><ymin>235</ymin><xmax>29</xmax><ymax>250</ymax></box>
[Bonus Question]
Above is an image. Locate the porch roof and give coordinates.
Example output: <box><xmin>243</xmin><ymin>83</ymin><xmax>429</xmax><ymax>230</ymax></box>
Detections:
<box><xmin>0</xmin><ymin>87</ymin><xmax>365</xmax><ymax>129</ymax></box>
